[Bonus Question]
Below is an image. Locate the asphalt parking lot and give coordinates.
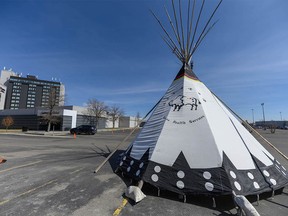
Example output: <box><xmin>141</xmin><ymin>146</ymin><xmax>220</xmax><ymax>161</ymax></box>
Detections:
<box><xmin>0</xmin><ymin>129</ymin><xmax>287</xmax><ymax>216</ymax></box>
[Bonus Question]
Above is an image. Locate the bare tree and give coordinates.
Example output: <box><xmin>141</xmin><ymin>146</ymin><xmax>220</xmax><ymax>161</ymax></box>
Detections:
<box><xmin>2</xmin><ymin>116</ymin><xmax>14</xmax><ymax>131</ymax></box>
<box><xmin>86</xmin><ymin>98</ymin><xmax>108</xmax><ymax>129</ymax></box>
<box><xmin>108</xmin><ymin>105</ymin><xmax>124</xmax><ymax>128</ymax></box>
<box><xmin>41</xmin><ymin>87</ymin><xmax>65</xmax><ymax>132</ymax></box>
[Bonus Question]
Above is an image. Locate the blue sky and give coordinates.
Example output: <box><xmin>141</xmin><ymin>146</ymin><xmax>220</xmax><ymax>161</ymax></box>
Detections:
<box><xmin>0</xmin><ymin>0</ymin><xmax>287</xmax><ymax>122</ymax></box>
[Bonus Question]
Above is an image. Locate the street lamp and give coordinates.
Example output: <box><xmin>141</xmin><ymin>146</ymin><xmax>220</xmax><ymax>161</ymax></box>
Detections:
<box><xmin>251</xmin><ymin>109</ymin><xmax>254</xmax><ymax>125</ymax></box>
<box><xmin>261</xmin><ymin>103</ymin><xmax>265</xmax><ymax>128</ymax></box>
<box><xmin>280</xmin><ymin>112</ymin><xmax>282</xmax><ymax>121</ymax></box>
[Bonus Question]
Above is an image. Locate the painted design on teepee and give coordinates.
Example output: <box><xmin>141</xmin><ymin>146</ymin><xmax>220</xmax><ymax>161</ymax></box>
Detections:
<box><xmin>118</xmin><ymin>148</ymin><xmax>150</xmax><ymax>180</ymax></box>
<box><xmin>142</xmin><ymin>151</ymin><xmax>232</xmax><ymax>195</ymax></box>
<box><xmin>168</xmin><ymin>95</ymin><xmax>201</xmax><ymax>111</ymax></box>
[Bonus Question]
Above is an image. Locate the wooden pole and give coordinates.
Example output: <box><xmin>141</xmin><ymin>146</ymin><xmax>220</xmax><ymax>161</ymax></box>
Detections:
<box><xmin>94</xmin><ymin>125</ymin><xmax>139</xmax><ymax>173</ymax></box>
<box><xmin>243</xmin><ymin>121</ymin><xmax>288</xmax><ymax>161</ymax></box>
<box><xmin>94</xmin><ymin>97</ymin><xmax>163</xmax><ymax>173</ymax></box>
<box><xmin>212</xmin><ymin>92</ymin><xmax>288</xmax><ymax>161</ymax></box>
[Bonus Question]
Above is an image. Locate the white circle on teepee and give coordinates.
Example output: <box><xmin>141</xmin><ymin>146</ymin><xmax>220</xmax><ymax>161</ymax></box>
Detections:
<box><xmin>123</xmin><ymin>156</ymin><xmax>126</xmax><ymax>161</ymax></box>
<box><xmin>203</xmin><ymin>171</ymin><xmax>211</xmax><ymax>180</ymax></box>
<box><xmin>253</xmin><ymin>182</ymin><xmax>260</xmax><ymax>189</ymax></box>
<box><xmin>282</xmin><ymin>166</ymin><xmax>287</xmax><ymax>171</ymax></box>
<box><xmin>176</xmin><ymin>181</ymin><xmax>185</xmax><ymax>189</ymax></box>
<box><xmin>263</xmin><ymin>170</ymin><xmax>270</xmax><ymax>177</ymax></box>
<box><xmin>230</xmin><ymin>171</ymin><xmax>237</xmax><ymax>179</ymax></box>
<box><xmin>154</xmin><ymin>166</ymin><xmax>161</xmax><ymax>173</ymax></box>
<box><xmin>139</xmin><ymin>162</ymin><xmax>144</xmax><ymax>168</ymax></box>
<box><xmin>130</xmin><ymin>160</ymin><xmax>134</xmax><ymax>166</ymax></box>
<box><xmin>136</xmin><ymin>170</ymin><xmax>140</xmax><ymax>176</ymax></box>
<box><xmin>270</xmin><ymin>179</ymin><xmax>277</xmax><ymax>185</ymax></box>
<box><xmin>127</xmin><ymin>167</ymin><xmax>131</xmax><ymax>172</ymax></box>
<box><xmin>151</xmin><ymin>174</ymin><xmax>159</xmax><ymax>182</ymax></box>
<box><xmin>177</xmin><ymin>171</ymin><xmax>185</xmax><ymax>179</ymax></box>
<box><xmin>205</xmin><ymin>182</ymin><xmax>214</xmax><ymax>191</ymax></box>
<box><xmin>119</xmin><ymin>161</ymin><xmax>123</xmax><ymax>166</ymax></box>
<box><xmin>247</xmin><ymin>172</ymin><xmax>254</xmax><ymax>180</ymax></box>
<box><xmin>234</xmin><ymin>181</ymin><xmax>241</xmax><ymax>191</ymax></box>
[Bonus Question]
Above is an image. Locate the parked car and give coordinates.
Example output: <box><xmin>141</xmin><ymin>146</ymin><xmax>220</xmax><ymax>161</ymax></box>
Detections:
<box><xmin>70</xmin><ymin>125</ymin><xmax>97</xmax><ymax>135</ymax></box>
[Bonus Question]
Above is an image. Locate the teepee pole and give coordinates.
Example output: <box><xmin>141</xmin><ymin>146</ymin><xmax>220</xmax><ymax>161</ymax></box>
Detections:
<box><xmin>94</xmin><ymin>126</ymin><xmax>138</xmax><ymax>173</ymax></box>
<box><xmin>171</xmin><ymin>0</ymin><xmax>184</xmax><ymax>53</ymax></box>
<box><xmin>190</xmin><ymin>0</ymin><xmax>222</xmax><ymax>57</ymax></box>
<box><xmin>191</xmin><ymin>20</ymin><xmax>218</xmax><ymax>56</ymax></box>
<box><xmin>186</xmin><ymin>0</ymin><xmax>191</xmax><ymax>55</ymax></box>
<box><xmin>162</xmin><ymin>36</ymin><xmax>183</xmax><ymax>59</ymax></box>
<box><xmin>188</xmin><ymin>0</ymin><xmax>205</xmax><ymax>55</ymax></box>
<box><xmin>212</xmin><ymin>93</ymin><xmax>288</xmax><ymax>161</ymax></box>
<box><xmin>187</xmin><ymin>0</ymin><xmax>195</xmax><ymax>48</ymax></box>
<box><xmin>164</xmin><ymin>5</ymin><xmax>182</xmax><ymax>52</ymax></box>
<box><xmin>178</xmin><ymin>0</ymin><xmax>185</xmax><ymax>55</ymax></box>
<box><xmin>245</xmin><ymin>123</ymin><xmax>288</xmax><ymax>161</ymax></box>
<box><xmin>152</xmin><ymin>0</ymin><xmax>222</xmax><ymax>63</ymax></box>
<box><xmin>150</xmin><ymin>10</ymin><xmax>182</xmax><ymax>58</ymax></box>
<box><xmin>186</xmin><ymin>0</ymin><xmax>194</xmax><ymax>60</ymax></box>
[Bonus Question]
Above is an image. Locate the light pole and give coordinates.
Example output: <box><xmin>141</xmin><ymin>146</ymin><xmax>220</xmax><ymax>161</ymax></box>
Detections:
<box><xmin>280</xmin><ymin>112</ymin><xmax>282</xmax><ymax>121</ymax></box>
<box><xmin>251</xmin><ymin>109</ymin><xmax>254</xmax><ymax>125</ymax></box>
<box><xmin>261</xmin><ymin>103</ymin><xmax>265</xmax><ymax>128</ymax></box>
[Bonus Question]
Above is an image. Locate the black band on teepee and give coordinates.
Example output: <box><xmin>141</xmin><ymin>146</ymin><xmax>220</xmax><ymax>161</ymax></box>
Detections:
<box><xmin>174</xmin><ymin>63</ymin><xmax>199</xmax><ymax>81</ymax></box>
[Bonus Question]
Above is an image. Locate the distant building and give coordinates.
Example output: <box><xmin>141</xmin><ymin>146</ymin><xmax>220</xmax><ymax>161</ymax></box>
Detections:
<box><xmin>255</xmin><ymin>120</ymin><xmax>287</xmax><ymax>129</ymax></box>
<box><xmin>0</xmin><ymin>67</ymin><xmax>138</xmax><ymax>131</ymax></box>
<box><xmin>0</xmin><ymin>83</ymin><xmax>7</xmax><ymax>110</ymax></box>
<box><xmin>0</xmin><ymin>68</ymin><xmax>65</xmax><ymax>110</ymax></box>
<box><xmin>119</xmin><ymin>116</ymin><xmax>139</xmax><ymax>128</ymax></box>
<box><xmin>0</xmin><ymin>107</ymin><xmax>76</xmax><ymax>131</ymax></box>
<box><xmin>0</xmin><ymin>106</ymin><xmax>139</xmax><ymax>131</ymax></box>
<box><xmin>63</xmin><ymin>106</ymin><xmax>138</xmax><ymax>129</ymax></box>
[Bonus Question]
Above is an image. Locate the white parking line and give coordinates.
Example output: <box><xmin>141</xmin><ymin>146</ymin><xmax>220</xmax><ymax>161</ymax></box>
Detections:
<box><xmin>0</xmin><ymin>160</ymin><xmax>42</xmax><ymax>174</ymax></box>
<box><xmin>0</xmin><ymin>179</ymin><xmax>57</xmax><ymax>206</ymax></box>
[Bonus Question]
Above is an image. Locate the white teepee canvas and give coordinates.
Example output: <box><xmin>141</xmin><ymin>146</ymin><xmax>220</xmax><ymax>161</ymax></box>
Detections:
<box><xmin>118</xmin><ymin>63</ymin><xmax>288</xmax><ymax>196</ymax></box>
<box><xmin>117</xmin><ymin>0</ymin><xmax>288</xmax><ymax>196</ymax></box>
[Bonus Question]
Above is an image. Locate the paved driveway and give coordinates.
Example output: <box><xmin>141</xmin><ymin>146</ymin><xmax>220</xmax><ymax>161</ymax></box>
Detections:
<box><xmin>0</xmin><ymin>129</ymin><xmax>287</xmax><ymax>216</ymax></box>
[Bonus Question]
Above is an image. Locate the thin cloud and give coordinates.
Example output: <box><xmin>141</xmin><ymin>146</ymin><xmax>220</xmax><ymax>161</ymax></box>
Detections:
<box><xmin>69</xmin><ymin>82</ymin><xmax>167</xmax><ymax>97</ymax></box>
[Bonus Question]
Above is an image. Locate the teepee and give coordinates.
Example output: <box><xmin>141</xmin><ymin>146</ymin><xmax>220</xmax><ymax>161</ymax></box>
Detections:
<box><xmin>118</xmin><ymin>0</ymin><xmax>288</xmax><ymax>197</ymax></box>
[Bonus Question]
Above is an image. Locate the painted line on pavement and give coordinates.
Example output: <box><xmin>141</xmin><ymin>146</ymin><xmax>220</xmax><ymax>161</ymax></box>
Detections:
<box><xmin>113</xmin><ymin>198</ymin><xmax>128</xmax><ymax>216</ymax></box>
<box><xmin>0</xmin><ymin>160</ymin><xmax>42</xmax><ymax>174</ymax></box>
<box><xmin>0</xmin><ymin>179</ymin><xmax>57</xmax><ymax>206</ymax></box>
<box><xmin>0</xmin><ymin>166</ymin><xmax>86</xmax><ymax>206</ymax></box>
<box><xmin>69</xmin><ymin>167</ymin><xmax>85</xmax><ymax>175</ymax></box>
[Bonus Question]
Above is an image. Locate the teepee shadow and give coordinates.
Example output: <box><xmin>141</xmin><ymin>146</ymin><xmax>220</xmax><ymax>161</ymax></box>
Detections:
<box><xmin>91</xmin><ymin>143</ymin><xmax>127</xmax><ymax>174</ymax></box>
<box><xmin>213</xmin><ymin>213</ymin><xmax>235</xmax><ymax>216</ymax></box>
<box><xmin>90</xmin><ymin>143</ymin><xmax>112</xmax><ymax>158</ymax></box>
<box><xmin>266</xmin><ymin>199</ymin><xmax>288</xmax><ymax>209</ymax></box>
